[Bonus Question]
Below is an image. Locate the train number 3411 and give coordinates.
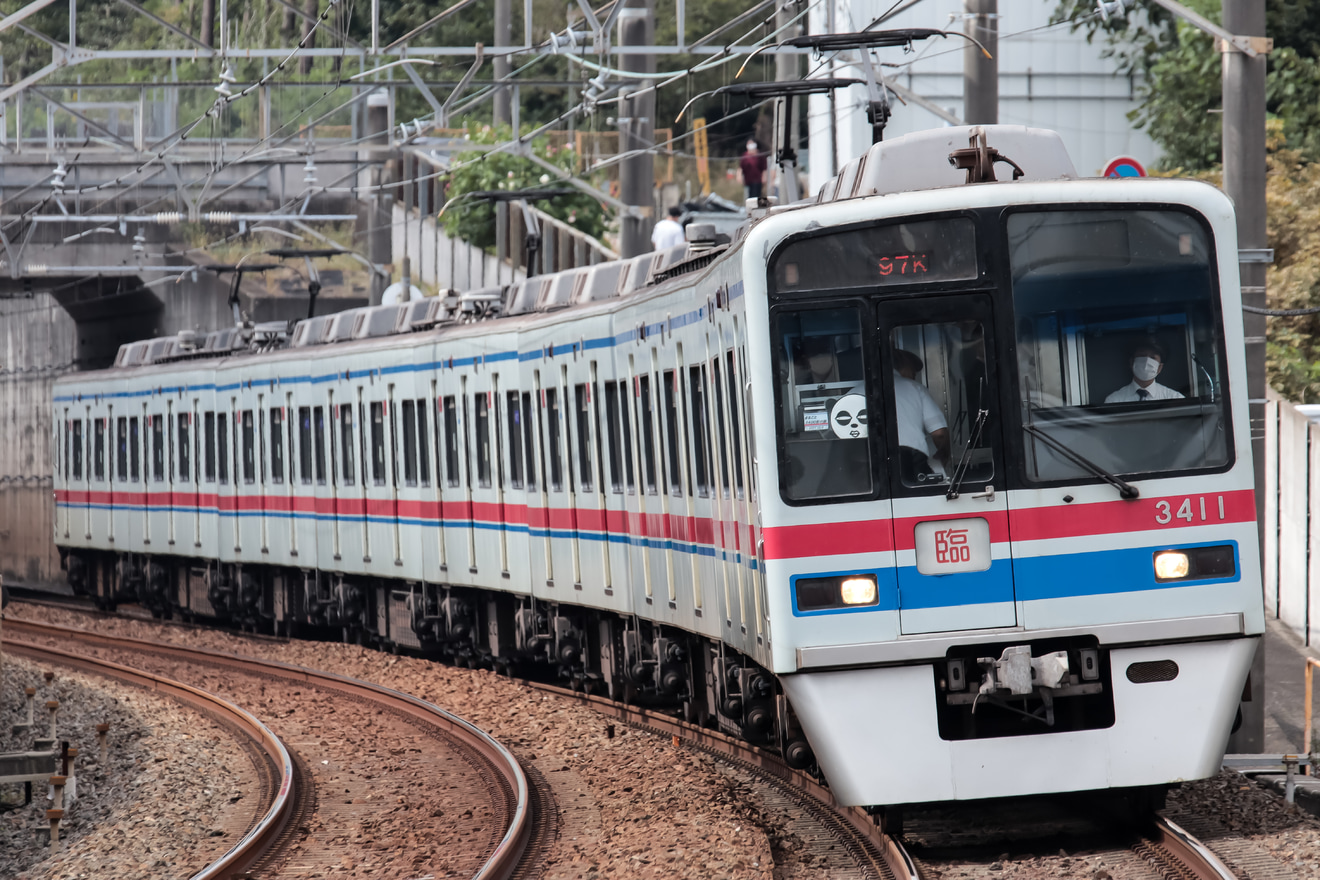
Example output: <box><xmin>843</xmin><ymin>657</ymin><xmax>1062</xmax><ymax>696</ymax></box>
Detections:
<box><xmin>1154</xmin><ymin>495</ymin><xmax>1226</xmax><ymax>525</ymax></box>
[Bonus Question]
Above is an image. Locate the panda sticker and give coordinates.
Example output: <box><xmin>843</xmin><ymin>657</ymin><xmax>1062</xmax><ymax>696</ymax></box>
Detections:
<box><xmin>830</xmin><ymin>394</ymin><xmax>868</xmax><ymax>439</ymax></box>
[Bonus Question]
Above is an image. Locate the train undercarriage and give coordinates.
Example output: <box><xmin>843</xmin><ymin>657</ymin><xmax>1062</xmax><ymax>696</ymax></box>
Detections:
<box><xmin>59</xmin><ymin>548</ymin><xmax>816</xmax><ymax>771</ymax></box>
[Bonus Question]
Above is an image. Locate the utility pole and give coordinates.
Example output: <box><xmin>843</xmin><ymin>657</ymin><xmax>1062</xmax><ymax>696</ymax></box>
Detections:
<box><xmin>618</xmin><ymin>0</ymin><xmax>654</xmax><ymax>258</ymax></box>
<box><xmin>365</xmin><ymin>91</ymin><xmax>393</xmax><ymax>305</ymax></box>
<box><xmin>1223</xmin><ymin>0</ymin><xmax>1267</xmax><ymax>754</ymax></box>
<box><xmin>492</xmin><ymin>0</ymin><xmax>512</xmax><ymax>127</ymax></box>
<box><xmin>201</xmin><ymin>0</ymin><xmax>215</xmax><ymax>48</ymax></box>
<box><xmin>775</xmin><ymin>2</ymin><xmax>802</xmax><ymax>201</ymax></box>
<box><xmin>963</xmin><ymin>0</ymin><xmax>997</xmax><ymax>124</ymax></box>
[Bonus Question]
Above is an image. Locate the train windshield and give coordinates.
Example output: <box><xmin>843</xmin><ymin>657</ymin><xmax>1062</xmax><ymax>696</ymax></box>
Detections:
<box><xmin>1009</xmin><ymin>209</ymin><xmax>1231</xmax><ymax>482</ymax></box>
<box><xmin>774</xmin><ymin>306</ymin><xmax>874</xmax><ymax>501</ymax></box>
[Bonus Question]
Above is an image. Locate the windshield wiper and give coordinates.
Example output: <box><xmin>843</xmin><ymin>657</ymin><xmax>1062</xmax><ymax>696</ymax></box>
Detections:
<box><xmin>946</xmin><ymin>406</ymin><xmax>989</xmax><ymax>500</ymax></box>
<box><xmin>1023</xmin><ymin>423</ymin><xmax>1139</xmax><ymax>499</ymax></box>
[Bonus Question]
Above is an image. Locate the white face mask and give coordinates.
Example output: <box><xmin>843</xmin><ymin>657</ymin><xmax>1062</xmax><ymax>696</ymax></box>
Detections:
<box><xmin>1132</xmin><ymin>356</ymin><xmax>1161</xmax><ymax>382</ymax></box>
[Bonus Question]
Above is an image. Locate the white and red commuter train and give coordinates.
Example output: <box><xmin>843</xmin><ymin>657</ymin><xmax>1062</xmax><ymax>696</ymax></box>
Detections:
<box><xmin>51</xmin><ymin>125</ymin><xmax>1263</xmax><ymax>809</ymax></box>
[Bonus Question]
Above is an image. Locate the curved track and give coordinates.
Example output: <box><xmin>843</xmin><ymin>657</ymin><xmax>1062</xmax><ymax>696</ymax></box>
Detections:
<box><xmin>3</xmin><ymin>609</ymin><xmax>1245</xmax><ymax>880</ymax></box>
<box><xmin>3</xmin><ymin>637</ymin><xmax>297</xmax><ymax>880</ymax></box>
<box><xmin>3</xmin><ymin>617</ymin><xmax>534</xmax><ymax>880</ymax></box>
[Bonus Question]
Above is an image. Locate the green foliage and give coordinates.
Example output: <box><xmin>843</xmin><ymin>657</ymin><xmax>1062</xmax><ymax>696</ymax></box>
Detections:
<box><xmin>1053</xmin><ymin>0</ymin><xmax>1320</xmax><ymax>171</ymax></box>
<box><xmin>1128</xmin><ymin>21</ymin><xmax>1221</xmax><ymax>172</ymax></box>
<box><xmin>440</xmin><ymin>125</ymin><xmax>606</xmax><ymax>250</ymax></box>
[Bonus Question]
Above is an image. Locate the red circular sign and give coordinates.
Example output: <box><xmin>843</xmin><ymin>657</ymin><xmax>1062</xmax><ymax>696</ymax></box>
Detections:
<box><xmin>1103</xmin><ymin>156</ymin><xmax>1147</xmax><ymax>178</ymax></box>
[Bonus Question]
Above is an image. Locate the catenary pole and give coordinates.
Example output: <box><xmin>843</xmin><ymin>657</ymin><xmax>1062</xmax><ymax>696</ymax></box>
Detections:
<box><xmin>618</xmin><ymin>0</ymin><xmax>655</xmax><ymax>258</ymax></box>
<box><xmin>963</xmin><ymin>0</ymin><xmax>997</xmax><ymax>124</ymax></box>
<box><xmin>1223</xmin><ymin>0</ymin><xmax>1267</xmax><ymax>754</ymax></box>
<box><xmin>493</xmin><ymin>0</ymin><xmax>512</xmax><ymax>126</ymax></box>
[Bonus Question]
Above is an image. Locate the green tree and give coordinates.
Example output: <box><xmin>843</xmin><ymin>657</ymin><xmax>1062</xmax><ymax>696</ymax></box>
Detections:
<box><xmin>1053</xmin><ymin>0</ymin><xmax>1320</xmax><ymax>170</ymax></box>
<box><xmin>440</xmin><ymin>124</ymin><xmax>606</xmax><ymax>250</ymax></box>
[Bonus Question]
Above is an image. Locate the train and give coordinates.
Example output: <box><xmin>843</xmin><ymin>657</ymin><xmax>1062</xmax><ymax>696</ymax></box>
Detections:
<box><xmin>50</xmin><ymin>124</ymin><xmax>1263</xmax><ymax>811</ymax></box>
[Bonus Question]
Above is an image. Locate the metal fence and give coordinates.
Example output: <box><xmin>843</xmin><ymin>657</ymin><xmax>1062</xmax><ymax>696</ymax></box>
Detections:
<box><xmin>1264</xmin><ymin>391</ymin><xmax>1320</xmax><ymax>648</ymax></box>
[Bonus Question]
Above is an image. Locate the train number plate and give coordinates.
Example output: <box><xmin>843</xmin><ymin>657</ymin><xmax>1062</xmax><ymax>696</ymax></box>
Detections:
<box><xmin>914</xmin><ymin>517</ymin><xmax>992</xmax><ymax>576</ymax></box>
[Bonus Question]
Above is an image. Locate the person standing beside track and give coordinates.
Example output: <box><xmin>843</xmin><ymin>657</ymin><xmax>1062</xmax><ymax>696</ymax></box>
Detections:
<box><xmin>739</xmin><ymin>140</ymin><xmax>767</xmax><ymax>201</ymax></box>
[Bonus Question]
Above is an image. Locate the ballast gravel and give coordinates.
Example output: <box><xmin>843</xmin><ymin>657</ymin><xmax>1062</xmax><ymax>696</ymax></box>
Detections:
<box><xmin>9</xmin><ymin>603</ymin><xmax>1320</xmax><ymax>879</ymax></box>
<box><xmin>0</xmin><ymin>652</ymin><xmax>254</xmax><ymax>880</ymax></box>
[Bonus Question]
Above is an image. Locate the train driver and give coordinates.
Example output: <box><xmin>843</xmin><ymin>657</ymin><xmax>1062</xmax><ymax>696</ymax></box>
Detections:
<box><xmin>893</xmin><ymin>349</ymin><xmax>950</xmax><ymax>482</ymax></box>
<box><xmin>1104</xmin><ymin>339</ymin><xmax>1185</xmax><ymax>403</ymax></box>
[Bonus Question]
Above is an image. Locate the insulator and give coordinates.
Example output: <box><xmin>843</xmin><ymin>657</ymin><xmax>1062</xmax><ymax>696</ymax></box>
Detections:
<box><xmin>204</xmin><ymin>212</ymin><xmax>234</xmax><ymax>224</ymax></box>
<box><xmin>153</xmin><ymin>212</ymin><xmax>182</xmax><ymax>225</ymax></box>
<box><xmin>24</xmin><ymin>264</ymin><xmax>48</xmax><ymax>275</ymax></box>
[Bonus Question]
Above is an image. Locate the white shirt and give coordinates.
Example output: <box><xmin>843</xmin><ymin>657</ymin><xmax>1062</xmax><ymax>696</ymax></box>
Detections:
<box><xmin>1104</xmin><ymin>380</ymin><xmax>1184</xmax><ymax>403</ymax></box>
<box><xmin>893</xmin><ymin>372</ymin><xmax>947</xmax><ymax>457</ymax></box>
<box><xmin>651</xmin><ymin>218</ymin><xmax>685</xmax><ymax>250</ymax></box>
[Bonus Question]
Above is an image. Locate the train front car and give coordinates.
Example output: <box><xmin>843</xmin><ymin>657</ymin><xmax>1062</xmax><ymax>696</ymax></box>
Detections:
<box><xmin>749</xmin><ymin>127</ymin><xmax>1263</xmax><ymax>807</ymax></box>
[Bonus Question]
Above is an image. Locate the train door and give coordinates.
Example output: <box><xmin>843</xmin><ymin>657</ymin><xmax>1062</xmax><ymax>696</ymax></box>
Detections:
<box><xmin>876</xmin><ymin>294</ymin><xmax>1017</xmax><ymax>634</ymax></box>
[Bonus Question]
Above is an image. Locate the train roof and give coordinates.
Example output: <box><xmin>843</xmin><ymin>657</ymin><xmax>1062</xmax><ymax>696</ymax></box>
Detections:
<box><xmin>99</xmin><ymin>125</ymin><xmax>1092</xmax><ymax>375</ymax></box>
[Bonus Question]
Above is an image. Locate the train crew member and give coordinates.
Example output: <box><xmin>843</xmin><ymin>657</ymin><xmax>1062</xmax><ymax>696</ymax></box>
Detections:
<box><xmin>796</xmin><ymin>336</ymin><xmax>840</xmax><ymax>385</ymax></box>
<box><xmin>1104</xmin><ymin>340</ymin><xmax>1185</xmax><ymax>403</ymax></box>
<box><xmin>893</xmin><ymin>349</ymin><xmax>950</xmax><ymax>482</ymax></box>
<box><xmin>651</xmin><ymin>205</ymin><xmax>686</xmax><ymax>250</ymax></box>
<box><xmin>739</xmin><ymin>140</ymin><xmax>767</xmax><ymax>201</ymax></box>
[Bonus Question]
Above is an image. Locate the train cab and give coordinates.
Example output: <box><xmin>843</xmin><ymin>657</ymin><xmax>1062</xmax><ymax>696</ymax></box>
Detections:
<box><xmin>748</xmin><ymin>130</ymin><xmax>1261</xmax><ymax>806</ymax></box>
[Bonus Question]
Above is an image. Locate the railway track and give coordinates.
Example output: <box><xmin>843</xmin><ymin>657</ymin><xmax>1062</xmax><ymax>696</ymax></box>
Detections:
<box><xmin>3</xmin><ymin>616</ymin><xmax>535</xmax><ymax>879</ymax></box>
<box><xmin>2</xmin><ymin>637</ymin><xmax>297</xmax><ymax>879</ymax></box>
<box><xmin>3</xmin><ymin>608</ymin><xmax>1258</xmax><ymax>880</ymax></box>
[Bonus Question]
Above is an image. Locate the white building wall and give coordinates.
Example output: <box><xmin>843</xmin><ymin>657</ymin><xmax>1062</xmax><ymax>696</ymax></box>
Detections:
<box><xmin>806</xmin><ymin>0</ymin><xmax>1160</xmax><ymax>194</ymax></box>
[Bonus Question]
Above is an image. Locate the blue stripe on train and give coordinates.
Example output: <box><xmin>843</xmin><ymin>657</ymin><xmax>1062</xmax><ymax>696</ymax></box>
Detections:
<box><xmin>53</xmin><ymin>282</ymin><xmax>744</xmax><ymax>402</ymax></box>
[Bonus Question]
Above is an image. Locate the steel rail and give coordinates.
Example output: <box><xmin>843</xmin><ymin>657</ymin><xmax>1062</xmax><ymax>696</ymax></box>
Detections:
<box><xmin>528</xmin><ymin>682</ymin><xmax>918</xmax><ymax>880</ymax></box>
<box><xmin>1</xmin><ymin>637</ymin><xmax>296</xmax><ymax>880</ymax></box>
<box><xmin>1151</xmin><ymin>816</ymin><xmax>1238</xmax><ymax>880</ymax></box>
<box><xmin>2</xmin><ymin>616</ymin><xmax>532</xmax><ymax>880</ymax></box>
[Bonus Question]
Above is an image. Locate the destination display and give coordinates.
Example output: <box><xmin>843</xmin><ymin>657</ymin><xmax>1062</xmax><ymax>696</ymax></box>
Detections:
<box><xmin>771</xmin><ymin>217</ymin><xmax>978</xmax><ymax>292</ymax></box>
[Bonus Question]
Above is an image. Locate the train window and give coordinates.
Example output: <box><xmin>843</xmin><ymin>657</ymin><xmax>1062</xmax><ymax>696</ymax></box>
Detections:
<box><xmin>313</xmin><ymin>406</ymin><xmax>327</xmax><ymax>484</ymax></box>
<box><xmin>712</xmin><ymin>360</ymin><xmax>730</xmax><ymax>494</ymax></box>
<box><xmin>414</xmin><ymin>400</ymin><xmax>429</xmax><ymax>487</ymax></box>
<box><xmin>619</xmin><ymin>381</ymin><xmax>635</xmax><ymax>492</ymax></box>
<box><xmin>72</xmin><ymin>420</ymin><xmax>83</xmax><ymax>480</ymax></box>
<box><xmin>689</xmin><ymin>366</ymin><xmax>712</xmax><ymax>497</ymax></box>
<box><xmin>241</xmin><ymin>410</ymin><xmax>255</xmax><ymax>484</ymax></box>
<box><xmin>545</xmin><ymin>388</ymin><xmax>563</xmax><ymax>491</ymax></box>
<box><xmin>774</xmin><ymin>308</ymin><xmax>873</xmax><ymax>501</ymax></box>
<box><xmin>726</xmin><ymin>352</ymin><xmax>744</xmax><ymax>495</ymax></box>
<box><xmin>604</xmin><ymin>383</ymin><xmax>622</xmax><ymax>492</ymax></box>
<box><xmin>129</xmin><ymin>416</ymin><xmax>141</xmax><ymax>482</ymax></box>
<box><xmin>389</xmin><ymin>395</ymin><xmax>400</xmax><ymax>488</ymax></box>
<box><xmin>95</xmin><ymin>419</ymin><xmax>106</xmax><ymax>481</ymax></box>
<box><xmin>178</xmin><ymin>413</ymin><xmax>191</xmax><ymax>483</ymax></box>
<box><xmin>462</xmin><ymin>394</ymin><xmax>473</xmax><ymax>489</ymax></box>
<box><xmin>638</xmin><ymin>376</ymin><xmax>657</xmax><ymax>494</ymax></box>
<box><xmin>204</xmin><ymin>412</ymin><xmax>216</xmax><ymax>482</ymax></box>
<box><xmin>269</xmin><ymin>408</ymin><xmax>285</xmax><ymax>484</ymax></box>
<box><xmin>217</xmin><ymin>413</ymin><xmax>229</xmax><ymax>484</ymax></box>
<box><xmin>521</xmin><ymin>392</ymin><xmax>537</xmax><ymax>490</ymax></box>
<box><xmin>1008</xmin><ymin>208</ymin><xmax>1231</xmax><ymax>482</ymax></box>
<box><xmin>61</xmin><ymin>419</ymin><xmax>68</xmax><ymax>478</ymax></box>
<box><xmin>151</xmin><ymin>415</ymin><xmax>165</xmax><ymax>482</ymax></box>
<box><xmin>575</xmin><ymin>384</ymin><xmax>593</xmax><ymax>493</ymax></box>
<box><xmin>475</xmin><ymin>394</ymin><xmax>492</xmax><ymax>488</ymax></box>
<box><xmin>298</xmin><ymin>407</ymin><xmax>313</xmax><ymax>484</ymax></box>
<box><xmin>771</xmin><ymin>217</ymin><xmax>978</xmax><ymax>292</ymax></box>
<box><xmin>663</xmin><ymin>371</ymin><xmax>683</xmax><ymax>495</ymax></box>
<box><xmin>369</xmin><ymin>402</ymin><xmax>386</xmax><ymax>486</ymax></box>
<box><xmin>339</xmin><ymin>405</ymin><xmax>355</xmax><ymax>486</ymax></box>
<box><xmin>507</xmin><ymin>392</ymin><xmax>524</xmax><ymax>489</ymax></box>
<box><xmin>116</xmin><ymin>417</ymin><xmax>128</xmax><ymax>481</ymax></box>
<box><xmin>443</xmin><ymin>396</ymin><xmax>460</xmax><ymax>487</ymax></box>
<box><xmin>885</xmin><ymin>317</ymin><xmax>996</xmax><ymax>491</ymax></box>
<box><xmin>402</xmin><ymin>400</ymin><xmax>418</xmax><ymax>486</ymax></box>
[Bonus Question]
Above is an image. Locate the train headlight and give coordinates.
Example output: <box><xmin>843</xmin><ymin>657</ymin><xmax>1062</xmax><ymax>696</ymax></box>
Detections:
<box><xmin>1153</xmin><ymin>551</ymin><xmax>1189</xmax><ymax>580</ymax></box>
<box><xmin>793</xmin><ymin>573</ymin><xmax>880</xmax><ymax>612</ymax></box>
<box><xmin>1152</xmin><ymin>545</ymin><xmax>1236</xmax><ymax>583</ymax></box>
<box><xmin>840</xmin><ymin>576</ymin><xmax>878</xmax><ymax>605</ymax></box>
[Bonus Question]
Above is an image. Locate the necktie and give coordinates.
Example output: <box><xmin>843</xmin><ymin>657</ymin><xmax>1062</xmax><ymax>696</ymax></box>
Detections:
<box><xmin>1136</xmin><ymin>388</ymin><xmax>1150</xmax><ymax>400</ymax></box>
